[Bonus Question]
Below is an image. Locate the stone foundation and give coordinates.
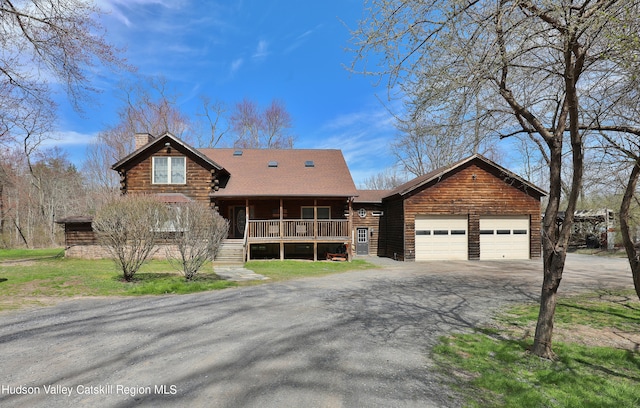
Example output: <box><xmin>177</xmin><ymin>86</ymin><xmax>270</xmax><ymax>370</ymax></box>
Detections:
<box><xmin>65</xmin><ymin>245</ymin><xmax>182</xmax><ymax>260</ymax></box>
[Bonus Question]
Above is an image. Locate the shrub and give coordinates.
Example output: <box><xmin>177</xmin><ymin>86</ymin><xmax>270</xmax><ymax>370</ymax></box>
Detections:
<box><xmin>166</xmin><ymin>201</ymin><xmax>229</xmax><ymax>281</ymax></box>
<box><xmin>93</xmin><ymin>195</ymin><xmax>169</xmax><ymax>281</ymax></box>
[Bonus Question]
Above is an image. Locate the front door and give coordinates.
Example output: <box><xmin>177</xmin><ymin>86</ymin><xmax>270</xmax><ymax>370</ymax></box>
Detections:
<box><xmin>230</xmin><ymin>206</ymin><xmax>246</xmax><ymax>238</ymax></box>
<box><xmin>356</xmin><ymin>227</ymin><xmax>369</xmax><ymax>255</ymax></box>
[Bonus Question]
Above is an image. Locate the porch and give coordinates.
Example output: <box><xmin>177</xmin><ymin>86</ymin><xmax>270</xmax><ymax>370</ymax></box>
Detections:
<box><xmin>215</xmin><ymin>198</ymin><xmax>353</xmax><ymax>261</ymax></box>
<box><xmin>249</xmin><ymin>219</ymin><xmax>350</xmax><ymax>240</ymax></box>
<box><xmin>245</xmin><ymin>219</ymin><xmax>350</xmax><ymax>261</ymax></box>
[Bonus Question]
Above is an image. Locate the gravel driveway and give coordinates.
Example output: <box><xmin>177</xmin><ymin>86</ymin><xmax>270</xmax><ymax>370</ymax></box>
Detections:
<box><xmin>0</xmin><ymin>254</ymin><xmax>632</xmax><ymax>407</ymax></box>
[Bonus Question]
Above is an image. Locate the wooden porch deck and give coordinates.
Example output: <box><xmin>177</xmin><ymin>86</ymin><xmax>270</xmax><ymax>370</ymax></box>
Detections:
<box><xmin>243</xmin><ymin>219</ymin><xmax>351</xmax><ymax>261</ymax></box>
<box><xmin>247</xmin><ymin>219</ymin><xmax>350</xmax><ymax>241</ymax></box>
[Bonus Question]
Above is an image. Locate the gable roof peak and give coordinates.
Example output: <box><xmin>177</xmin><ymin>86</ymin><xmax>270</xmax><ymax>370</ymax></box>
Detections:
<box><xmin>111</xmin><ymin>132</ymin><xmax>226</xmax><ymax>173</ymax></box>
<box><xmin>387</xmin><ymin>154</ymin><xmax>546</xmax><ymax>199</ymax></box>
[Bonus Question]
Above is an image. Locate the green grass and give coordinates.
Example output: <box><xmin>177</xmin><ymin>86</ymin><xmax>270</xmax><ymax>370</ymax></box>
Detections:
<box><xmin>499</xmin><ymin>290</ymin><xmax>640</xmax><ymax>331</ymax></box>
<box><xmin>0</xmin><ymin>258</ymin><xmax>236</xmax><ymax>307</ymax></box>
<box><xmin>0</xmin><ymin>248</ymin><xmax>65</xmax><ymax>261</ymax></box>
<box><xmin>0</xmin><ymin>252</ymin><xmax>377</xmax><ymax>311</ymax></box>
<box><xmin>433</xmin><ymin>290</ymin><xmax>640</xmax><ymax>407</ymax></box>
<box><xmin>571</xmin><ymin>248</ymin><xmax>628</xmax><ymax>258</ymax></box>
<box><xmin>245</xmin><ymin>259</ymin><xmax>376</xmax><ymax>281</ymax></box>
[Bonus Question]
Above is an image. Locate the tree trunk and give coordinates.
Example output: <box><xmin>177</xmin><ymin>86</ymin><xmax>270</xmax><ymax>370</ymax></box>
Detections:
<box><xmin>532</xmin><ymin>121</ymin><xmax>583</xmax><ymax>358</ymax></box>
<box><xmin>0</xmin><ymin>182</ymin><xmax>4</xmax><ymax>235</ymax></box>
<box><xmin>532</xmin><ymin>249</ymin><xmax>566</xmax><ymax>359</ymax></box>
<box><xmin>619</xmin><ymin>162</ymin><xmax>640</xmax><ymax>300</ymax></box>
<box><xmin>531</xmin><ymin>139</ymin><xmax>565</xmax><ymax>359</ymax></box>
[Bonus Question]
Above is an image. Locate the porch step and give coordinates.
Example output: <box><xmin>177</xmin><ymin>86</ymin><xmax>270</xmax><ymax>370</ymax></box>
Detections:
<box><xmin>214</xmin><ymin>239</ymin><xmax>245</xmax><ymax>264</ymax></box>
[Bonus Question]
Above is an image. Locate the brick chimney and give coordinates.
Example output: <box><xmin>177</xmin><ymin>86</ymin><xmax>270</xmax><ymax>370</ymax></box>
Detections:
<box><xmin>134</xmin><ymin>133</ymin><xmax>154</xmax><ymax>150</ymax></box>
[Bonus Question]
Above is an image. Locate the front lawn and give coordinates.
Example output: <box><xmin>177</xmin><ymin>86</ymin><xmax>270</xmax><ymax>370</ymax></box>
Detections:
<box><xmin>246</xmin><ymin>259</ymin><xmax>375</xmax><ymax>281</ymax></box>
<box><xmin>0</xmin><ymin>250</ymin><xmax>377</xmax><ymax>312</ymax></box>
<box><xmin>0</xmin><ymin>248</ymin><xmax>65</xmax><ymax>261</ymax></box>
<box><xmin>434</xmin><ymin>290</ymin><xmax>640</xmax><ymax>407</ymax></box>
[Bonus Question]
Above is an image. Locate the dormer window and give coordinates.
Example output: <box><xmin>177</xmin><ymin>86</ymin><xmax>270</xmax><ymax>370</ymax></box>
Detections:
<box><xmin>153</xmin><ymin>156</ymin><xmax>186</xmax><ymax>184</ymax></box>
<box><xmin>268</xmin><ymin>161</ymin><xmax>278</xmax><ymax>168</ymax></box>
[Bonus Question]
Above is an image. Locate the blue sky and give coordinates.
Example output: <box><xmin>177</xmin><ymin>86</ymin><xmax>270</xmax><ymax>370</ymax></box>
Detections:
<box><xmin>51</xmin><ymin>0</ymin><xmax>400</xmax><ymax>186</ymax></box>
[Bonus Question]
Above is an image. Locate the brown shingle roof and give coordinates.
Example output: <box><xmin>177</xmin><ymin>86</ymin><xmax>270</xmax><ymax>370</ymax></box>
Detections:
<box><xmin>201</xmin><ymin>148</ymin><xmax>358</xmax><ymax>198</ymax></box>
<box><xmin>354</xmin><ymin>189</ymin><xmax>392</xmax><ymax>203</ymax></box>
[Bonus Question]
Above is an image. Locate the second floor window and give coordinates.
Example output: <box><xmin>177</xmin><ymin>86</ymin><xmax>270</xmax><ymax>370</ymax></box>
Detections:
<box><xmin>153</xmin><ymin>157</ymin><xmax>186</xmax><ymax>184</ymax></box>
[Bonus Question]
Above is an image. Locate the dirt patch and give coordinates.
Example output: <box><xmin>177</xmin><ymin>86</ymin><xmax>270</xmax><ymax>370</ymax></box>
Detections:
<box><xmin>556</xmin><ymin>324</ymin><xmax>640</xmax><ymax>351</ymax></box>
<box><xmin>0</xmin><ymin>260</ymin><xmax>36</xmax><ymax>267</ymax></box>
<box><xmin>499</xmin><ymin>322</ymin><xmax>640</xmax><ymax>351</ymax></box>
<box><xmin>0</xmin><ymin>296</ymin><xmax>63</xmax><ymax>314</ymax></box>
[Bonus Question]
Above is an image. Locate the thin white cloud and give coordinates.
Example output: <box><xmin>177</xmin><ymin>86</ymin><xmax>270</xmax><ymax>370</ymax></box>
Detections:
<box><xmin>309</xmin><ymin>105</ymin><xmax>399</xmax><ymax>186</ymax></box>
<box><xmin>43</xmin><ymin>131</ymin><xmax>98</xmax><ymax>147</ymax></box>
<box><xmin>97</xmin><ymin>0</ymin><xmax>183</xmax><ymax>26</ymax></box>
<box><xmin>253</xmin><ymin>39</ymin><xmax>270</xmax><ymax>59</ymax></box>
<box><xmin>230</xmin><ymin>58</ymin><xmax>244</xmax><ymax>74</ymax></box>
<box><xmin>284</xmin><ymin>26</ymin><xmax>320</xmax><ymax>54</ymax></box>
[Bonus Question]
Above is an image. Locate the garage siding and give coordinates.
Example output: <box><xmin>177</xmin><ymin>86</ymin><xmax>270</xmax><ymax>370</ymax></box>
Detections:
<box><xmin>395</xmin><ymin>161</ymin><xmax>542</xmax><ymax>261</ymax></box>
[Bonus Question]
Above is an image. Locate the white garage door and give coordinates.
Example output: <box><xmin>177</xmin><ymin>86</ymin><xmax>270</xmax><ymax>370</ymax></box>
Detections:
<box><xmin>480</xmin><ymin>216</ymin><xmax>530</xmax><ymax>260</ymax></box>
<box><xmin>415</xmin><ymin>215</ymin><xmax>468</xmax><ymax>260</ymax></box>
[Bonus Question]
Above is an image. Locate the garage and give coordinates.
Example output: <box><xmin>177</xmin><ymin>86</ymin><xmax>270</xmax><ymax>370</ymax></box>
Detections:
<box><xmin>479</xmin><ymin>215</ymin><xmax>530</xmax><ymax>260</ymax></box>
<box><xmin>379</xmin><ymin>155</ymin><xmax>544</xmax><ymax>261</ymax></box>
<box><xmin>415</xmin><ymin>215</ymin><xmax>468</xmax><ymax>260</ymax></box>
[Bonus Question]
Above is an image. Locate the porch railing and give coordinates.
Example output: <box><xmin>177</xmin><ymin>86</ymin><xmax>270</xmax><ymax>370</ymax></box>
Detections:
<box><xmin>248</xmin><ymin>219</ymin><xmax>349</xmax><ymax>240</ymax></box>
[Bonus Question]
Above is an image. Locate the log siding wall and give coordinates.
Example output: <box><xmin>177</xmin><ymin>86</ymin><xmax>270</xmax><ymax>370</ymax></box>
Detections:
<box><xmin>121</xmin><ymin>145</ymin><xmax>215</xmax><ymax>204</ymax></box>
<box><xmin>379</xmin><ymin>197</ymin><xmax>405</xmax><ymax>260</ymax></box>
<box><xmin>352</xmin><ymin>203</ymin><xmax>384</xmax><ymax>256</ymax></box>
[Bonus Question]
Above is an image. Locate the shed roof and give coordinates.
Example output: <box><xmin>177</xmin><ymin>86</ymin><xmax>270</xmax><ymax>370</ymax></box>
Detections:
<box><xmin>201</xmin><ymin>148</ymin><xmax>358</xmax><ymax>198</ymax></box>
<box><xmin>354</xmin><ymin>189</ymin><xmax>392</xmax><ymax>203</ymax></box>
<box><xmin>55</xmin><ymin>216</ymin><xmax>93</xmax><ymax>224</ymax></box>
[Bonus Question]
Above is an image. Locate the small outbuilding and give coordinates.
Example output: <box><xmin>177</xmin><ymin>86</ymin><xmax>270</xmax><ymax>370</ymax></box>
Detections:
<box><xmin>378</xmin><ymin>154</ymin><xmax>546</xmax><ymax>261</ymax></box>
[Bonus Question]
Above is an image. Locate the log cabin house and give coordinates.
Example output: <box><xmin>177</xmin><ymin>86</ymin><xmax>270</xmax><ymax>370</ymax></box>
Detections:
<box><xmin>57</xmin><ymin>133</ymin><xmax>545</xmax><ymax>262</ymax></box>
<box><xmin>62</xmin><ymin>132</ymin><xmax>359</xmax><ymax>261</ymax></box>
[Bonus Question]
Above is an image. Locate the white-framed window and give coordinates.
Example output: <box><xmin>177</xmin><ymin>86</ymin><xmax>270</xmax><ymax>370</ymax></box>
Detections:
<box><xmin>153</xmin><ymin>157</ymin><xmax>186</xmax><ymax>184</ymax></box>
<box><xmin>301</xmin><ymin>206</ymin><xmax>331</xmax><ymax>219</ymax></box>
<box><xmin>357</xmin><ymin>208</ymin><xmax>367</xmax><ymax>218</ymax></box>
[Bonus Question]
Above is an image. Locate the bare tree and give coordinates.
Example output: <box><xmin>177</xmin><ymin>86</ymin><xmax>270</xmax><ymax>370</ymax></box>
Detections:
<box><xmin>166</xmin><ymin>201</ymin><xmax>229</xmax><ymax>281</ymax></box>
<box><xmin>0</xmin><ymin>0</ymin><xmax>128</xmax><ymax>242</ymax></box>
<box><xmin>0</xmin><ymin>0</ymin><xmax>128</xmax><ymax>143</ymax></box>
<box><xmin>361</xmin><ymin>168</ymin><xmax>406</xmax><ymax>190</ymax></box>
<box><xmin>0</xmin><ymin>146</ymin><xmax>85</xmax><ymax>248</ymax></box>
<box><xmin>596</xmin><ymin>128</ymin><xmax>640</xmax><ymax>300</ymax></box>
<box><xmin>394</xmin><ymin>93</ymin><xmax>498</xmax><ymax>175</ymax></box>
<box><xmin>195</xmin><ymin>96</ymin><xmax>230</xmax><ymax>148</ymax></box>
<box><xmin>230</xmin><ymin>98</ymin><xmax>294</xmax><ymax>148</ymax></box>
<box><xmin>351</xmin><ymin>0</ymin><xmax>640</xmax><ymax>359</ymax></box>
<box><xmin>93</xmin><ymin>195</ymin><xmax>169</xmax><ymax>282</ymax></box>
<box><xmin>28</xmin><ymin>148</ymin><xmax>85</xmax><ymax>246</ymax></box>
<box><xmin>83</xmin><ymin>77</ymin><xmax>192</xmax><ymax>192</ymax></box>
<box><xmin>230</xmin><ymin>98</ymin><xmax>263</xmax><ymax>148</ymax></box>
<box><xmin>263</xmin><ymin>100</ymin><xmax>295</xmax><ymax>148</ymax></box>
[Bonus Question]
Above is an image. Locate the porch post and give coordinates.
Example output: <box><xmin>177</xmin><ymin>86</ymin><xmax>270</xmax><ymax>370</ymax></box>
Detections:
<box><xmin>279</xmin><ymin>199</ymin><xmax>284</xmax><ymax>260</ymax></box>
<box><xmin>348</xmin><ymin>197</ymin><xmax>354</xmax><ymax>261</ymax></box>
<box><xmin>245</xmin><ymin>199</ymin><xmax>250</xmax><ymax>262</ymax></box>
<box><xmin>313</xmin><ymin>199</ymin><xmax>318</xmax><ymax>261</ymax></box>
